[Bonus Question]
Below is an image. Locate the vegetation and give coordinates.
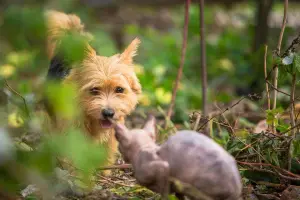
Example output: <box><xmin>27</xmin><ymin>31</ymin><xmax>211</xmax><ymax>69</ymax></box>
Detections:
<box><xmin>1</xmin><ymin>0</ymin><xmax>300</xmax><ymax>199</ymax></box>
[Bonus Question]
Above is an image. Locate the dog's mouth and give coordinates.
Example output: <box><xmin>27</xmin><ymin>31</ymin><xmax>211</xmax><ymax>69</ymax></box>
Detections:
<box><xmin>100</xmin><ymin>119</ymin><xmax>113</xmax><ymax>129</ymax></box>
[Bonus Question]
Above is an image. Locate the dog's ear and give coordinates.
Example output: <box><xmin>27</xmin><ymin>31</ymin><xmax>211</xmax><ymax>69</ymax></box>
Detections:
<box><xmin>114</xmin><ymin>123</ymin><xmax>131</xmax><ymax>144</ymax></box>
<box><xmin>120</xmin><ymin>38</ymin><xmax>140</xmax><ymax>64</ymax></box>
<box><xmin>143</xmin><ymin>115</ymin><xmax>156</xmax><ymax>140</ymax></box>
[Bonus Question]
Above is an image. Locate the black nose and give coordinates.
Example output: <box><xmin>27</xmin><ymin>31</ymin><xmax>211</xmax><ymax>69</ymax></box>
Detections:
<box><xmin>102</xmin><ymin>108</ymin><xmax>115</xmax><ymax>118</ymax></box>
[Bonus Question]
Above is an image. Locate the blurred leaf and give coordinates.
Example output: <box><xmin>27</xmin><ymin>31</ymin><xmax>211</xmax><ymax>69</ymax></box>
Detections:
<box><xmin>238</xmin><ymin>118</ymin><xmax>255</xmax><ymax>128</ymax></box>
<box><xmin>138</xmin><ymin>93</ymin><xmax>151</xmax><ymax>106</ymax></box>
<box><xmin>293</xmin><ymin>54</ymin><xmax>300</xmax><ymax>73</ymax></box>
<box><xmin>235</xmin><ymin>129</ymin><xmax>249</xmax><ymax>139</ymax></box>
<box><xmin>0</xmin><ymin>65</ymin><xmax>15</xmax><ymax>78</ymax></box>
<box><xmin>57</xmin><ymin>32</ymin><xmax>90</xmax><ymax>64</ymax></box>
<box><xmin>44</xmin><ymin>82</ymin><xmax>78</xmax><ymax>120</ymax></box>
<box><xmin>8</xmin><ymin>112</ymin><xmax>24</xmax><ymax>128</ymax></box>
<box><xmin>134</xmin><ymin>64</ymin><xmax>145</xmax><ymax>75</ymax></box>
<box><xmin>6</xmin><ymin>51</ymin><xmax>34</xmax><ymax>68</ymax></box>
<box><xmin>293</xmin><ymin>136</ymin><xmax>300</xmax><ymax>158</ymax></box>
<box><xmin>219</xmin><ymin>58</ymin><xmax>234</xmax><ymax>72</ymax></box>
<box><xmin>155</xmin><ymin>88</ymin><xmax>171</xmax><ymax>105</ymax></box>
<box><xmin>215</xmin><ymin>92</ymin><xmax>232</xmax><ymax>103</ymax></box>
<box><xmin>168</xmin><ymin>195</ymin><xmax>179</xmax><ymax>200</ymax></box>
<box><xmin>266</xmin><ymin>108</ymin><xmax>284</xmax><ymax>126</ymax></box>
<box><xmin>14</xmin><ymin>142</ymin><xmax>33</xmax><ymax>152</ymax></box>
<box><xmin>1</xmin><ymin>6</ymin><xmax>47</xmax><ymax>50</ymax></box>
<box><xmin>49</xmin><ymin>129</ymin><xmax>107</xmax><ymax>180</ymax></box>
<box><xmin>276</xmin><ymin>121</ymin><xmax>290</xmax><ymax>133</ymax></box>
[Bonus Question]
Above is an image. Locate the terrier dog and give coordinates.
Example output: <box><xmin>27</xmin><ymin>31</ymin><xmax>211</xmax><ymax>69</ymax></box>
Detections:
<box><xmin>44</xmin><ymin>10</ymin><xmax>142</xmax><ymax>172</ymax></box>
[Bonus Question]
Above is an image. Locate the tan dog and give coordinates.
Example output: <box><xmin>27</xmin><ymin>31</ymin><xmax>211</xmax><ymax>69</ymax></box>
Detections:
<box><xmin>44</xmin><ymin>10</ymin><xmax>142</xmax><ymax>172</ymax></box>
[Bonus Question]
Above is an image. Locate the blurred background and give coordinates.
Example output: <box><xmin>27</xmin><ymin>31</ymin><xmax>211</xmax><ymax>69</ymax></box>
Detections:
<box><xmin>1</xmin><ymin>0</ymin><xmax>300</xmax><ymax>124</ymax></box>
<box><xmin>1</xmin><ymin>0</ymin><xmax>300</xmax><ymax>199</ymax></box>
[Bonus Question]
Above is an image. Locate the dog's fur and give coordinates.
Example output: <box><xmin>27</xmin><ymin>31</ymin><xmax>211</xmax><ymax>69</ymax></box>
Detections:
<box><xmin>44</xmin><ymin>10</ymin><xmax>142</xmax><ymax>169</ymax></box>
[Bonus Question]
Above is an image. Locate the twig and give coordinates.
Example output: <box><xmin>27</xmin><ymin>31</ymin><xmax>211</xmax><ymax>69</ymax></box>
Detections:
<box><xmin>198</xmin><ymin>96</ymin><xmax>246</xmax><ymax>130</ymax></box>
<box><xmin>199</xmin><ymin>0</ymin><xmax>208</xmax><ymax>136</ymax></box>
<box><xmin>5</xmin><ymin>80</ymin><xmax>30</xmax><ymax>117</ymax></box>
<box><xmin>169</xmin><ymin>177</ymin><xmax>213</xmax><ymax>200</ymax></box>
<box><xmin>193</xmin><ymin>113</ymin><xmax>201</xmax><ymax>131</ymax></box>
<box><xmin>166</xmin><ymin>0</ymin><xmax>190</xmax><ymax>122</ymax></box>
<box><xmin>98</xmin><ymin>175</ymin><xmax>134</xmax><ymax>187</ymax></box>
<box><xmin>281</xmin><ymin>122</ymin><xmax>300</xmax><ymax>135</ymax></box>
<box><xmin>255</xmin><ymin>181</ymin><xmax>286</xmax><ymax>189</ymax></box>
<box><xmin>266</xmin><ymin>80</ymin><xmax>300</xmax><ymax>101</ymax></box>
<box><xmin>288</xmin><ymin>73</ymin><xmax>296</xmax><ymax>171</ymax></box>
<box><xmin>272</xmin><ymin>0</ymin><xmax>288</xmax><ymax>132</ymax></box>
<box><xmin>281</xmin><ymin>33</ymin><xmax>300</xmax><ymax>58</ymax></box>
<box><xmin>214</xmin><ymin>103</ymin><xmax>234</xmax><ymax>135</ymax></box>
<box><xmin>97</xmin><ymin>164</ymin><xmax>132</xmax><ymax>170</ymax></box>
<box><xmin>255</xmin><ymin>192</ymin><xmax>280</xmax><ymax>200</ymax></box>
<box><xmin>264</xmin><ymin>45</ymin><xmax>271</xmax><ymax>110</ymax></box>
<box><xmin>237</xmin><ymin>161</ymin><xmax>300</xmax><ymax>178</ymax></box>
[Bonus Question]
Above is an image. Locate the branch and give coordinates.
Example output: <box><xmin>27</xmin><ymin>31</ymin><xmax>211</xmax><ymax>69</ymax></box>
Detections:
<box><xmin>197</xmin><ymin>96</ymin><xmax>246</xmax><ymax>131</ymax></box>
<box><xmin>237</xmin><ymin>161</ymin><xmax>300</xmax><ymax>178</ymax></box>
<box><xmin>281</xmin><ymin>33</ymin><xmax>300</xmax><ymax>58</ymax></box>
<box><xmin>272</xmin><ymin>0</ymin><xmax>288</xmax><ymax>131</ymax></box>
<box><xmin>169</xmin><ymin>177</ymin><xmax>213</xmax><ymax>200</ymax></box>
<box><xmin>166</xmin><ymin>0</ymin><xmax>190</xmax><ymax>121</ymax></box>
<box><xmin>288</xmin><ymin>73</ymin><xmax>296</xmax><ymax>171</ymax></box>
<box><xmin>282</xmin><ymin>122</ymin><xmax>300</xmax><ymax>135</ymax></box>
<box><xmin>199</xmin><ymin>0</ymin><xmax>208</xmax><ymax>136</ymax></box>
<box><xmin>264</xmin><ymin>45</ymin><xmax>271</xmax><ymax>110</ymax></box>
<box><xmin>97</xmin><ymin>164</ymin><xmax>132</xmax><ymax>170</ymax></box>
<box><xmin>5</xmin><ymin>80</ymin><xmax>30</xmax><ymax>117</ymax></box>
<box><xmin>266</xmin><ymin>80</ymin><xmax>300</xmax><ymax>101</ymax></box>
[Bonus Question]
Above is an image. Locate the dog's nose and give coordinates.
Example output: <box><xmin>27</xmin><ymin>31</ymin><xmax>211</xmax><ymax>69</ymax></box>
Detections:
<box><xmin>102</xmin><ymin>108</ymin><xmax>115</xmax><ymax>118</ymax></box>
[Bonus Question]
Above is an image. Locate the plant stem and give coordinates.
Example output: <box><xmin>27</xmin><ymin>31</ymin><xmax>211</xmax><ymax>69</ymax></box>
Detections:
<box><xmin>272</xmin><ymin>0</ymin><xmax>288</xmax><ymax>133</ymax></box>
<box><xmin>264</xmin><ymin>45</ymin><xmax>271</xmax><ymax>111</ymax></box>
<box><xmin>288</xmin><ymin>73</ymin><xmax>296</xmax><ymax>171</ymax></box>
<box><xmin>199</xmin><ymin>0</ymin><xmax>209</xmax><ymax>136</ymax></box>
<box><xmin>166</xmin><ymin>0</ymin><xmax>190</xmax><ymax>123</ymax></box>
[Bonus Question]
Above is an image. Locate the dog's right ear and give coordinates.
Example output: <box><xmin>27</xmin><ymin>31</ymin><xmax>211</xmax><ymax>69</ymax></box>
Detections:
<box><xmin>119</xmin><ymin>38</ymin><xmax>140</xmax><ymax>65</ymax></box>
<box><xmin>114</xmin><ymin>123</ymin><xmax>131</xmax><ymax>144</ymax></box>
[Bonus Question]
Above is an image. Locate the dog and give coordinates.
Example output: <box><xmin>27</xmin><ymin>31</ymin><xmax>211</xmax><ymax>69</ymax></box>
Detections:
<box><xmin>43</xmin><ymin>10</ymin><xmax>142</xmax><ymax>173</ymax></box>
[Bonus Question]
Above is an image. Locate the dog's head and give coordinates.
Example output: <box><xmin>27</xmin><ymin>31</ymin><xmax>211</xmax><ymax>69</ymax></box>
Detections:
<box><xmin>69</xmin><ymin>38</ymin><xmax>142</xmax><ymax>129</ymax></box>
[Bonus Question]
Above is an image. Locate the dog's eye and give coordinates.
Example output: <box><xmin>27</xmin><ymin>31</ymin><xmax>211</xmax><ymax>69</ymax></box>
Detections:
<box><xmin>115</xmin><ymin>87</ymin><xmax>125</xmax><ymax>93</ymax></box>
<box><xmin>90</xmin><ymin>87</ymin><xmax>100</xmax><ymax>95</ymax></box>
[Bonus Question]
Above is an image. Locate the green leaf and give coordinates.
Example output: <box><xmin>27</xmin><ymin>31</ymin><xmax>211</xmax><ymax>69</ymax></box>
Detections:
<box><xmin>266</xmin><ymin>108</ymin><xmax>284</xmax><ymax>126</ymax></box>
<box><xmin>293</xmin><ymin>54</ymin><xmax>300</xmax><ymax>73</ymax></box>
<box><xmin>57</xmin><ymin>32</ymin><xmax>90</xmax><ymax>64</ymax></box>
<box><xmin>49</xmin><ymin>128</ymin><xmax>108</xmax><ymax>180</ymax></box>
<box><xmin>293</xmin><ymin>136</ymin><xmax>300</xmax><ymax>158</ymax></box>
<box><xmin>44</xmin><ymin>81</ymin><xmax>79</xmax><ymax>120</ymax></box>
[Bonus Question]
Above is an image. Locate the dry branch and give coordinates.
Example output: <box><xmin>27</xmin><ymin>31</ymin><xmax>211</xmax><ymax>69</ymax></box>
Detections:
<box><xmin>272</xmin><ymin>0</ymin><xmax>288</xmax><ymax>132</ymax></box>
<box><xmin>264</xmin><ymin>45</ymin><xmax>271</xmax><ymax>110</ymax></box>
<box><xmin>166</xmin><ymin>0</ymin><xmax>190</xmax><ymax>121</ymax></box>
<box><xmin>199</xmin><ymin>0</ymin><xmax>209</xmax><ymax>136</ymax></box>
<box><xmin>288</xmin><ymin>73</ymin><xmax>296</xmax><ymax>171</ymax></box>
<box><xmin>198</xmin><ymin>96</ymin><xmax>246</xmax><ymax>131</ymax></box>
<box><xmin>5</xmin><ymin>80</ymin><xmax>30</xmax><ymax>117</ymax></box>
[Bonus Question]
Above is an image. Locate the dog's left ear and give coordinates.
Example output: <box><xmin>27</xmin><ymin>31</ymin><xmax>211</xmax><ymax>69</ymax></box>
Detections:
<box><xmin>143</xmin><ymin>115</ymin><xmax>156</xmax><ymax>140</ymax></box>
<box><xmin>120</xmin><ymin>38</ymin><xmax>140</xmax><ymax>64</ymax></box>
